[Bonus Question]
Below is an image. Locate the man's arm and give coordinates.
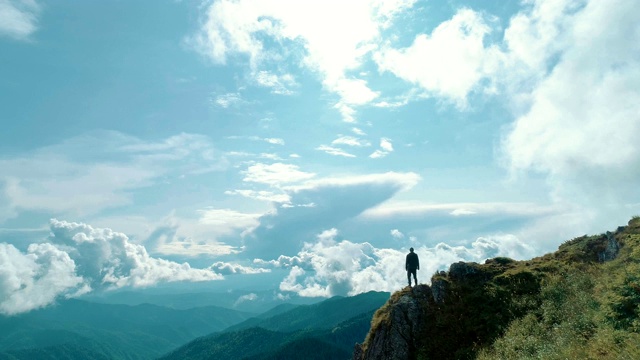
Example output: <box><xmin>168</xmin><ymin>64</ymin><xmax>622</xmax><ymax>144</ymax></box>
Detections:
<box><xmin>416</xmin><ymin>255</ymin><xmax>420</xmax><ymax>270</ymax></box>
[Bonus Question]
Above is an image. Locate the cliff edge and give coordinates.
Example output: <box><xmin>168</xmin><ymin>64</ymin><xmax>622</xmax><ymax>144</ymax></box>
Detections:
<box><xmin>354</xmin><ymin>218</ymin><xmax>640</xmax><ymax>360</ymax></box>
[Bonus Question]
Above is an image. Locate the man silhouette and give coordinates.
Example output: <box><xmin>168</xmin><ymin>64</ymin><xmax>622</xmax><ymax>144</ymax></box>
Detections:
<box><xmin>406</xmin><ymin>247</ymin><xmax>419</xmax><ymax>287</ymax></box>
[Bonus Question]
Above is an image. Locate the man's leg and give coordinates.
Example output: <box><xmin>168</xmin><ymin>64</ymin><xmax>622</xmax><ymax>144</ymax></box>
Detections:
<box><xmin>407</xmin><ymin>271</ymin><xmax>411</xmax><ymax>287</ymax></box>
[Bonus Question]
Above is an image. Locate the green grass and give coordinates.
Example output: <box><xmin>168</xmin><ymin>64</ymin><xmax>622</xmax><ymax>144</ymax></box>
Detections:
<box><xmin>478</xmin><ymin>217</ymin><xmax>640</xmax><ymax>359</ymax></box>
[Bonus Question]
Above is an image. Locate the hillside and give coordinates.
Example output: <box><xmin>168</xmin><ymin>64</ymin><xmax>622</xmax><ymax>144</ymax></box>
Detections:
<box><xmin>225</xmin><ymin>291</ymin><xmax>390</xmax><ymax>332</ymax></box>
<box><xmin>355</xmin><ymin>217</ymin><xmax>640</xmax><ymax>360</ymax></box>
<box><xmin>160</xmin><ymin>291</ymin><xmax>389</xmax><ymax>360</ymax></box>
<box><xmin>0</xmin><ymin>300</ymin><xmax>254</xmax><ymax>360</ymax></box>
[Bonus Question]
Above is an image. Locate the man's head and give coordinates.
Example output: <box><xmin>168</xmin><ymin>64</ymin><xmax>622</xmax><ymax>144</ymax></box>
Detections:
<box><xmin>409</xmin><ymin>247</ymin><xmax>414</xmax><ymax>253</ymax></box>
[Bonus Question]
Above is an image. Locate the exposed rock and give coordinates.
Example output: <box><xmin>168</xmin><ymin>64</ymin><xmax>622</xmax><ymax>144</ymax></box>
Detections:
<box><xmin>448</xmin><ymin>261</ymin><xmax>484</xmax><ymax>281</ymax></box>
<box><xmin>430</xmin><ymin>278</ymin><xmax>448</xmax><ymax>304</ymax></box>
<box><xmin>599</xmin><ymin>231</ymin><xmax>620</xmax><ymax>262</ymax></box>
<box><xmin>354</xmin><ymin>285</ymin><xmax>432</xmax><ymax>360</ymax></box>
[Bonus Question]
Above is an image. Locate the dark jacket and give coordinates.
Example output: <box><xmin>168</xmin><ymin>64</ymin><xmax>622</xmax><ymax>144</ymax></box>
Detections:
<box><xmin>406</xmin><ymin>252</ymin><xmax>419</xmax><ymax>271</ymax></box>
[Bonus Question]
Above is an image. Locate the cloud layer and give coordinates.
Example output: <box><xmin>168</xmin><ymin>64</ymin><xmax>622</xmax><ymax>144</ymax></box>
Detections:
<box><xmin>502</xmin><ymin>0</ymin><xmax>640</xmax><ymax>205</ymax></box>
<box><xmin>0</xmin><ymin>220</ymin><xmax>223</xmax><ymax>315</ymax></box>
<box><xmin>258</xmin><ymin>228</ymin><xmax>535</xmax><ymax>298</ymax></box>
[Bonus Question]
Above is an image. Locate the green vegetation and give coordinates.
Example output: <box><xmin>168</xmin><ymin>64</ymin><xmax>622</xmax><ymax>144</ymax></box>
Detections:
<box><xmin>225</xmin><ymin>291</ymin><xmax>389</xmax><ymax>332</ymax></box>
<box><xmin>160</xmin><ymin>291</ymin><xmax>390</xmax><ymax>360</ymax></box>
<box><xmin>479</xmin><ymin>217</ymin><xmax>640</xmax><ymax>359</ymax></box>
<box><xmin>0</xmin><ymin>300</ymin><xmax>254</xmax><ymax>360</ymax></box>
<box><xmin>362</xmin><ymin>217</ymin><xmax>640</xmax><ymax>360</ymax></box>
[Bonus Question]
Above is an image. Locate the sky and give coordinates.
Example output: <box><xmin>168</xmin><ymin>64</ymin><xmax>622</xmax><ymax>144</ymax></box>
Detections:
<box><xmin>1</xmin><ymin>0</ymin><xmax>639</xmax><ymax>315</ymax></box>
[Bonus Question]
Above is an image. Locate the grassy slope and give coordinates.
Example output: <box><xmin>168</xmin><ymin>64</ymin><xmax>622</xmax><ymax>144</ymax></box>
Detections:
<box><xmin>478</xmin><ymin>217</ymin><xmax>640</xmax><ymax>359</ymax></box>
<box><xmin>362</xmin><ymin>217</ymin><xmax>640</xmax><ymax>360</ymax></box>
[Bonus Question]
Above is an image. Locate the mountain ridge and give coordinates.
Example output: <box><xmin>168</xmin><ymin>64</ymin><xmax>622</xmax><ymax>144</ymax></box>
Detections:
<box><xmin>354</xmin><ymin>217</ymin><xmax>640</xmax><ymax>360</ymax></box>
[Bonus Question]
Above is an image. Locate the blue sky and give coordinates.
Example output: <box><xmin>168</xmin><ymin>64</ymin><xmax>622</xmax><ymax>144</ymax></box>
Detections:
<box><xmin>1</xmin><ymin>0</ymin><xmax>639</xmax><ymax>314</ymax></box>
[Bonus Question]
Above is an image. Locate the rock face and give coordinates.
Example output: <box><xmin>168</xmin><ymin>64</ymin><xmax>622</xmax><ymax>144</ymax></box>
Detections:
<box><xmin>599</xmin><ymin>231</ymin><xmax>621</xmax><ymax>262</ymax></box>
<box><xmin>353</xmin><ymin>285</ymin><xmax>433</xmax><ymax>360</ymax></box>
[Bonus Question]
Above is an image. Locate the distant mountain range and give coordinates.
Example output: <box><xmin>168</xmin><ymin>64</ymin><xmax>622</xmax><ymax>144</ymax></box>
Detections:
<box><xmin>0</xmin><ymin>299</ymin><xmax>253</xmax><ymax>359</ymax></box>
<box><xmin>0</xmin><ymin>291</ymin><xmax>390</xmax><ymax>360</ymax></box>
<box><xmin>83</xmin><ymin>288</ymin><xmax>321</xmax><ymax>313</ymax></box>
<box><xmin>159</xmin><ymin>291</ymin><xmax>390</xmax><ymax>360</ymax></box>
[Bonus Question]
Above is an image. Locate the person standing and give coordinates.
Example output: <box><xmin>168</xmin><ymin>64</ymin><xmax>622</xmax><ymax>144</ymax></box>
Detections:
<box><xmin>406</xmin><ymin>247</ymin><xmax>419</xmax><ymax>287</ymax></box>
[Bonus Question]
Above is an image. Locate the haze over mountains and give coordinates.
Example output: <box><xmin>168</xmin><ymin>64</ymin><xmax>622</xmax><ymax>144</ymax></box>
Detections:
<box><xmin>0</xmin><ymin>290</ymin><xmax>389</xmax><ymax>360</ymax></box>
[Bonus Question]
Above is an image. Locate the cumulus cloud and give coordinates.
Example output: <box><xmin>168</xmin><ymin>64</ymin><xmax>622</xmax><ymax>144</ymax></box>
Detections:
<box><xmin>262</xmin><ymin>228</ymin><xmax>534</xmax><ymax>298</ymax></box>
<box><xmin>191</xmin><ymin>0</ymin><xmax>415</xmax><ymax>121</ymax></box>
<box><xmin>0</xmin><ymin>220</ymin><xmax>224</xmax><ymax>315</ymax></box>
<box><xmin>49</xmin><ymin>220</ymin><xmax>223</xmax><ymax>287</ymax></box>
<box><xmin>0</xmin><ymin>0</ymin><xmax>40</xmax><ymax>40</ymax></box>
<box><xmin>390</xmin><ymin>229</ymin><xmax>404</xmax><ymax>239</ymax></box>
<box><xmin>375</xmin><ymin>8</ymin><xmax>502</xmax><ymax>106</ymax></box>
<box><xmin>501</xmin><ymin>0</ymin><xmax>640</xmax><ymax>205</ymax></box>
<box><xmin>210</xmin><ymin>262</ymin><xmax>270</xmax><ymax>275</ymax></box>
<box><xmin>0</xmin><ymin>242</ymin><xmax>84</xmax><ymax>315</ymax></box>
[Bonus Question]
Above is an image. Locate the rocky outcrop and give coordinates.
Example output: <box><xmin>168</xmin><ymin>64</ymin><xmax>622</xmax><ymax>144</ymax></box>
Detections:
<box><xmin>353</xmin><ymin>285</ymin><xmax>433</xmax><ymax>360</ymax></box>
<box><xmin>354</xmin><ymin>223</ymin><xmax>634</xmax><ymax>360</ymax></box>
<box><xmin>599</xmin><ymin>230</ymin><xmax>621</xmax><ymax>262</ymax></box>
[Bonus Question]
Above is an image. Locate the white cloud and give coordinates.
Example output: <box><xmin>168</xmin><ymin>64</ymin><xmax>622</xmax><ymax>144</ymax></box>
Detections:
<box><xmin>227</xmin><ymin>136</ymin><xmax>285</xmax><ymax>145</ymax></box>
<box><xmin>267</xmin><ymin>228</ymin><xmax>535</xmax><ymax>298</ymax></box>
<box><xmin>210</xmin><ymin>262</ymin><xmax>270</xmax><ymax>275</ymax></box>
<box><xmin>375</xmin><ymin>8</ymin><xmax>502</xmax><ymax>106</ymax></box>
<box><xmin>234</xmin><ymin>292</ymin><xmax>258</xmax><ymax>306</ymax></box>
<box><xmin>0</xmin><ymin>0</ymin><xmax>40</xmax><ymax>40</ymax></box>
<box><xmin>369</xmin><ymin>138</ymin><xmax>394</xmax><ymax>158</ymax></box>
<box><xmin>264</xmin><ymin>138</ymin><xmax>285</xmax><ymax>145</ymax></box>
<box><xmin>255</xmin><ymin>71</ymin><xmax>297</xmax><ymax>95</ymax></box>
<box><xmin>450</xmin><ymin>208</ymin><xmax>477</xmax><ymax>216</ymax></box>
<box><xmin>316</xmin><ymin>145</ymin><xmax>357</xmax><ymax>158</ymax></box>
<box><xmin>501</xmin><ymin>0</ymin><xmax>640</xmax><ymax>205</ymax></box>
<box><xmin>0</xmin><ymin>242</ymin><xmax>84</xmax><ymax>315</ymax></box>
<box><xmin>369</xmin><ymin>150</ymin><xmax>386</xmax><ymax>159</ymax></box>
<box><xmin>390</xmin><ymin>229</ymin><xmax>404</xmax><ymax>239</ymax></box>
<box><xmin>192</xmin><ymin>0</ymin><xmax>415</xmax><ymax>121</ymax></box>
<box><xmin>49</xmin><ymin>219</ymin><xmax>223</xmax><ymax>287</ymax></box>
<box><xmin>242</xmin><ymin>162</ymin><xmax>316</xmax><ymax>186</ymax></box>
<box><xmin>225</xmin><ymin>189</ymin><xmax>290</xmax><ymax>203</ymax></box>
<box><xmin>0</xmin><ymin>220</ymin><xmax>224</xmax><ymax>315</ymax></box>
<box><xmin>198</xmin><ymin>208</ymin><xmax>261</xmax><ymax>232</ymax></box>
<box><xmin>213</xmin><ymin>92</ymin><xmax>243</xmax><ymax>108</ymax></box>
<box><xmin>332</xmin><ymin>135</ymin><xmax>370</xmax><ymax>147</ymax></box>
<box><xmin>502</xmin><ymin>0</ymin><xmax>582</xmax><ymax>78</ymax></box>
<box><xmin>287</xmin><ymin>171</ymin><xmax>420</xmax><ymax>192</ymax></box>
<box><xmin>360</xmin><ymin>201</ymin><xmax>554</xmax><ymax>220</ymax></box>
<box><xmin>351</xmin><ymin>127</ymin><xmax>366</xmax><ymax>136</ymax></box>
